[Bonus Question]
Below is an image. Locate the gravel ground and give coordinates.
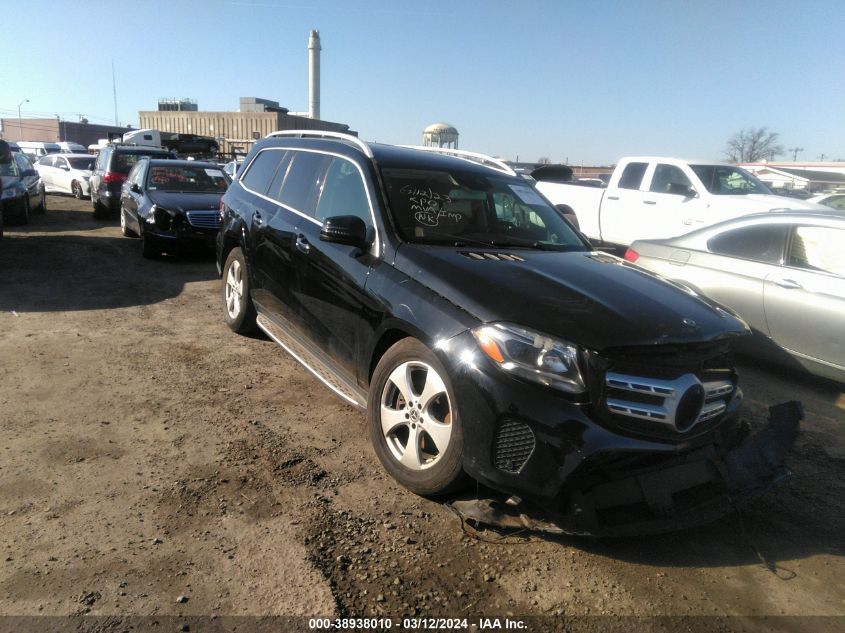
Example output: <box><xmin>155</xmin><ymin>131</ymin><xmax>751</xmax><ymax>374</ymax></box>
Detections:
<box><xmin>0</xmin><ymin>195</ymin><xmax>843</xmax><ymax>630</ymax></box>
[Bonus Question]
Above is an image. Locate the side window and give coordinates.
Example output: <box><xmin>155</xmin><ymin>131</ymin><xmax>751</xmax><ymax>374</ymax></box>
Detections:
<box><xmin>315</xmin><ymin>158</ymin><xmax>370</xmax><ymax>223</ymax></box>
<box><xmin>788</xmin><ymin>226</ymin><xmax>845</xmax><ymax>276</ymax></box>
<box><xmin>41</xmin><ymin>156</ymin><xmax>56</xmax><ymax>168</ymax></box>
<box><xmin>650</xmin><ymin>164</ymin><xmax>693</xmax><ymax>195</ymax></box>
<box><xmin>96</xmin><ymin>149</ymin><xmax>109</xmax><ymax>171</ymax></box>
<box><xmin>617</xmin><ymin>162</ymin><xmax>648</xmax><ymax>190</ymax></box>
<box><xmin>266</xmin><ymin>151</ymin><xmax>294</xmax><ymax>202</ymax></box>
<box><xmin>14</xmin><ymin>153</ymin><xmax>30</xmax><ymax>172</ymax></box>
<box><xmin>240</xmin><ymin>150</ymin><xmax>285</xmax><ymax>195</ymax></box>
<box><xmin>707</xmin><ymin>225</ymin><xmax>788</xmax><ymax>264</ymax></box>
<box><xmin>822</xmin><ymin>195</ymin><xmax>845</xmax><ymax>211</ymax></box>
<box><xmin>56</xmin><ymin>157</ymin><xmax>68</xmax><ymax>170</ymax></box>
<box><xmin>279</xmin><ymin>151</ymin><xmax>332</xmax><ymax>217</ymax></box>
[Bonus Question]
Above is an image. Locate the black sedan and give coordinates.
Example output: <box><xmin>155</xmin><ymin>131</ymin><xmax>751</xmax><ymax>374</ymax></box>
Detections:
<box><xmin>119</xmin><ymin>159</ymin><xmax>229</xmax><ymax>258</ymax></box>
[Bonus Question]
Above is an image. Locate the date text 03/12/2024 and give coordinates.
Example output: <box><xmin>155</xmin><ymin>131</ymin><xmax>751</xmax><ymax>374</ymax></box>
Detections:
<box><xmin>308</xmin><ymin>617</ymin><xmax>528</xmax><ymax>630</ymax></box>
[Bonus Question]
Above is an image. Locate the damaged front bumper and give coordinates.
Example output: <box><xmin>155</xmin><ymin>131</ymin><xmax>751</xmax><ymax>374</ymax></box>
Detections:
<box><xmin>449</xmin><ymin>401</ymin><xmax>802</xmax><ymax>537</ymax></box>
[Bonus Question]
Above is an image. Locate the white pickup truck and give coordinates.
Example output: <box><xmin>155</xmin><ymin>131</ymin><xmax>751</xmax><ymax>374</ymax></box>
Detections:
<box><xmin>535</xmin><ymin>156</ymin><xmax>826</xmax><ymax>247</ymax></box>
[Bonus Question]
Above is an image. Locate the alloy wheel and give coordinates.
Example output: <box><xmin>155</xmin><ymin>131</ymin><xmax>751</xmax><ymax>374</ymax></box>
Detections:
<box><xmin>225</xmin><ymin>259</ymin><xmax>243</xmax><ymax>320</ymax></box>
<box><xmin>380</xmin><ymin>361</ymin><xmax>453</xmax><ymax>470</ymax></box>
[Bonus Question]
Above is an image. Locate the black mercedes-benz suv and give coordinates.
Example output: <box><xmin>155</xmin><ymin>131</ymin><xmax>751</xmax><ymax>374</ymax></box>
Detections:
<box><xmin>217</xmin><ymin>132</ymin><xmax>798</xmax><ymax>535</ymax></box>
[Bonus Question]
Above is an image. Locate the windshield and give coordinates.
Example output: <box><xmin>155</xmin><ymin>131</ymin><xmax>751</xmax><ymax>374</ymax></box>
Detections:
<box><xmin>381</xmin><ymin>167</ymin><xmax>588</xmax><ymax>251</ymax></box>
<box><xmin>146</xmin><ymin>164</ymin><xmax>229</xmax><ymax>193</ymax></box>
<box><xmin>690</xmin><ymin>165</ymin><xmax>771</xmax><ymax>195</ymax></box>
<box><xmin>68</xmin><ymin>157</ymin><xmax>95</xmax><ymax>170</ymax></box>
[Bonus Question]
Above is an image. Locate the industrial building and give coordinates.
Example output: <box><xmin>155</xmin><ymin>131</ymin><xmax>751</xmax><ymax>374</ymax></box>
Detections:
<box><xmin>0</xmin><ymin>118</ymin><xmax>131</xmax><ymax>148</ymax></box>
<box><xmin>138</xmin><ymin>96</ymin><xmax>355</xmax><ymax>158</ymax></box>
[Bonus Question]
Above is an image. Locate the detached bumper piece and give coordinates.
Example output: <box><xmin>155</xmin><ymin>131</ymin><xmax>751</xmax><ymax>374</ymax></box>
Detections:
<box><xmin>448</xmin><ymin>401</ymin><xmax>802</xmax><ymax>537</ymax></box>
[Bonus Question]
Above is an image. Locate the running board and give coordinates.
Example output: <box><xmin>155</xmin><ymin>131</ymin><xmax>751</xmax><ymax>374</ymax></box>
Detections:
<box><xmin>256</xmin><ymin>313</ymin><xmax>367</xmax><ymax>410</ymax></box>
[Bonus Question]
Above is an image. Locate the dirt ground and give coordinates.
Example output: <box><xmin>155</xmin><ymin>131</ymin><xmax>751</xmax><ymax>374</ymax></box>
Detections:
<box><xmin>0</xmin><ymin>195</ymin><xmax>843</xmax><ymax>630</ymax></box>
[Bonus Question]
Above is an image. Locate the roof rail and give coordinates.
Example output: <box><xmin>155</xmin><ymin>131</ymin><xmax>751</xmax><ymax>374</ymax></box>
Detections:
<box><xmin>265</xmin><ymin>130</ymin><xmax>373</xmax><ymax>158</ymax></box>
<box><xmin>398</xmin><ymin>145</ymin><xmax>516</xmax><ymax>176</ymax></box>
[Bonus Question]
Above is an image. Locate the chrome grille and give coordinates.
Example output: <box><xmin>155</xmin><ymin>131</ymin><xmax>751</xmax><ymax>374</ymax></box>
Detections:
<box><xmin>185</xmin><ymin>210</ymin><xmax>221</xmax><ymax>229</ymax></box>
<box><xmin>605</xmin><ymin>372</ymin><xmax>734</xmax><ymax>432</ymax></box>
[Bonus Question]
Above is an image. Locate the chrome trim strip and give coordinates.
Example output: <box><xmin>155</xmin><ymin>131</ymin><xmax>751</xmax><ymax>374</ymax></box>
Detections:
<box><xmin>239</xmin><ymin>147</ymin><xmax>381</xmax><ymax>257</ymax></box>
<box><xmin>256</xmin><ymin>314</ymin><xmax>365</xmax><ymax>410</ymax></box>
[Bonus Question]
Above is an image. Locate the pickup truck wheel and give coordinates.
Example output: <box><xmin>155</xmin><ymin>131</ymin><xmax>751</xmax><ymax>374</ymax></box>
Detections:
<box><xmin>368</xmin><ymin>338</ymin><xmax>465</xmax><ymax>496</ymax></box>
<box><xmin>222</xmin><ymin>247</ymin><xmax>257</xmax><ymax>334</ymax></box>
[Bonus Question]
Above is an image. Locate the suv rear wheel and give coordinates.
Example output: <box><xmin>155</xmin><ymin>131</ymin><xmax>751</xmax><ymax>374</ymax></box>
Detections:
<box><xmin>368</xmin><ymin>338</ymin><xmax>465</xmax><ymax>496</ymax></box>
<box><xmin>222</xmin><ymin>247</ymin><xmax>257</xmax><ymax>333</ymax></box>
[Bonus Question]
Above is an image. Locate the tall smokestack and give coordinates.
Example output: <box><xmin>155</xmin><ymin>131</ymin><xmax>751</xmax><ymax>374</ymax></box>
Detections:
<box><xmin>308</xmin><ymin>29</ymin><xmax>321</xmax><ymax>120</ymax></box>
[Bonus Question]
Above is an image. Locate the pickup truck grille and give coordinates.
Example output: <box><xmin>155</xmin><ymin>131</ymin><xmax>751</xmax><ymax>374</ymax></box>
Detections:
<box><xmin>185</xmin><ymin>210</ymin><xmax>222</xmax><ymax>230</ymax></box>
<box><xmin>589</xmin><ymin>342</ymin><xmax>738</xmax><ymax>438</ymax></box>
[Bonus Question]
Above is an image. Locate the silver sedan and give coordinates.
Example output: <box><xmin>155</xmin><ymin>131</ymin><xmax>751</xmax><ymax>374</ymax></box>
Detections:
<box><xmin>626</xmin><ymin>212</ymin><xmax>845</xmax><ymax>383</ymax></box>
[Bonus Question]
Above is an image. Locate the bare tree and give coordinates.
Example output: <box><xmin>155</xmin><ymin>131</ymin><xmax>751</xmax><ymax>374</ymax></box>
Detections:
<box><xmin>537</xmin><ymin>156</ymin><xmax>551</xmax><ymax>165</ymax></box>
<box><xmin>724</xmin><ymin>127</ymin><xmax>784</xmax><ymax>162</ymax></box>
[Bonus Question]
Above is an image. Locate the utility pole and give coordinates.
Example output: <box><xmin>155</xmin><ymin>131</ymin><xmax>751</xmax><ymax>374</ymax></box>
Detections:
<box><xmin>818</xmin><ymin>153</ymin><xmax>827</xmax><ymax>162</ymax></box>
<box><xmin>112</xmin><ymin>59</ymin><xmax>118</xmax><ymax>126</ymax></box>
<box><xmin>788</xmin><ymin>147</ymin><xmax>803</xmax><ymax>161</ymax></box>
<box><xmin>17</xmin><ymin>98</ymin><xmax>29</xmax><ymax>140</ymax></box>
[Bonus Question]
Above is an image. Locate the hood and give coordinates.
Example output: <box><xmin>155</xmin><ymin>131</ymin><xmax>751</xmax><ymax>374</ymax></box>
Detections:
<box><xmin>393</xmin><ymin>246</ymin><xmax>749</xmax><ymax>351</ymax></box>
<box><xmin>148</xmin><ymin>190</ymin><xmax>222</xmax><ymax>212</ymax></box>
<box><xmin>718</xmin><ymin>194</ymin><xmax>828</xmax><ymax>211</ymax></box>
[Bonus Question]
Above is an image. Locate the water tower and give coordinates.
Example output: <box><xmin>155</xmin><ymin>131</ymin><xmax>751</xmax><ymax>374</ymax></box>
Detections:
<box><xmin>423</xmin><ymin>123</ymin><xmax>459</xmax><ymax>149</ymax></box>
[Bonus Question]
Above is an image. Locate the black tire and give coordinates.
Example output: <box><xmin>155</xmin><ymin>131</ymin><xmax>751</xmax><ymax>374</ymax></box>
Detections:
<box><xmin>221</xmin><ymin>247</ymin><xmax>257</xmax><ymax>334</ymax></box>
<box><xmin>14</xmin><ymin>196</ymin><xmax>31</xmax><ymax>225</ymax></box>
<box><xmin>140</xmin><ymin>226</ymin><xmax>159</xmax><ymax>259</ymax></box>
<box><xmin>72</xmin><ymin>181</ymin><xmax>83</xmax><ymax>199</ymax></box>
<box><xmin>368</xmin><ymin>338</ymin><xmax>465</xmax><ymax>496</ymax></box>
<box><xmin>38</xmin><ymin>187</ymin><xmax>47</xmax><ymax>214</ymax></box>
<box><xmin>92</xmin><ymin>191</ymin><xmax>107</xmax><ymax>219</ymax></box>
<box><xmin>120</xmin><ymin>207</ymin><xmax>137</xmax><ymax>237</ymax></box>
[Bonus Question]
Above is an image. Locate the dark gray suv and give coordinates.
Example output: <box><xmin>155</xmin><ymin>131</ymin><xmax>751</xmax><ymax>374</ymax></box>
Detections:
<box><xmin>90</xmin><ymin>144</ymin><xmax>171</xmax><ymax>218</ymax></box>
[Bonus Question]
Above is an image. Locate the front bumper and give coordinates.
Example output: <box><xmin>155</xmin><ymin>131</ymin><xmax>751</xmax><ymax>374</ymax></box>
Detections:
<box><xmin>439</xmin><ymin>332</ymin><xmax>800</xmax><ymax>535</ymax></box>
<box><xmin>144</xmin><ymin>213</ymin><xmax>219</xmax><ymax>251</ymax></box>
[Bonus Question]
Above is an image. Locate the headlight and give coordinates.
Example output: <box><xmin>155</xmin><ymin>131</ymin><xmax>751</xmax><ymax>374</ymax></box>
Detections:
<box><xmin>471</xmin><ymin>323</ymin><xmax>585</xmax><ymax>393</ymax></box>
<box><xmin>151</xmin><ymin>205</ymin><xmax>174</xmax><ymax>231</ymax></box>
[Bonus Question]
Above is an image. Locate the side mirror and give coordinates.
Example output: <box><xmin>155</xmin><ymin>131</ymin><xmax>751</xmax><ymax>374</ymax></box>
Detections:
<box><xmin>61</xmin><ymin>165</ymin><xmax>70</xmax><ymax>171</ymax></box>
<box><xmin>555</xmin><ymin>204</ymin><xmax>580</xmax><ymax>230</ymax></box>
<box><xmin>130</xmin><ymin>183</ymin><xmax>142</xmax><ymax>194</ymax></box>
<box><xmin>320</xmin><ymin>215</ymin><xmax>369</xmax><ymax>249</ymax></box>
<box><xmin>667</xmin><ymin>183</ymin><xmax>696</xmax><ymax>198</ymax></box>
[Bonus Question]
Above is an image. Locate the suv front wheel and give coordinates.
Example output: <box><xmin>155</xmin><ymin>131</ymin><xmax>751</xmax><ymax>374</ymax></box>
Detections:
<box><xmin>368</xmin><ymin>338</ymin><xmax>465</xmax><ymax>496</ymax></box>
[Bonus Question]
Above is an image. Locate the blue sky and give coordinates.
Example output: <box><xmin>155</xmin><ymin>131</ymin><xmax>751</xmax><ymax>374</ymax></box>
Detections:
<box><xmin>2</xmin><ymin>0</ymin><xmax>843</xmax><ymax>164</ymax></box>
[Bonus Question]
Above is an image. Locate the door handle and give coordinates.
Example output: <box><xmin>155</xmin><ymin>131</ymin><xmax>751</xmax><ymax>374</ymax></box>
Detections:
<box><xmin>253</xmin><ymin>211</ymin><xmax>264</xmax><ymax>226</ymax></box>
<box><xmin>606</xmin><ymin>196</ymin><xmax>619</xmax><ymax>200</ymax></box>
<box><xmin>683</xmin><ymin>218</ymin><xmax>693</xmax><ymax>225</ymax></box>
<box><xmin>774</xmin><ymin>278</ymin><xmax>802</xmax><ymax>290</ymax></box>
<box><xmin>295</xmin><ymin>235</ymin><xmax>311</xmax><ymax>254</ymax></box>
<box><xmin>643</xmin><ymin>200</ymin><xmax>656</xmax><ymax>205</ymax></box>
